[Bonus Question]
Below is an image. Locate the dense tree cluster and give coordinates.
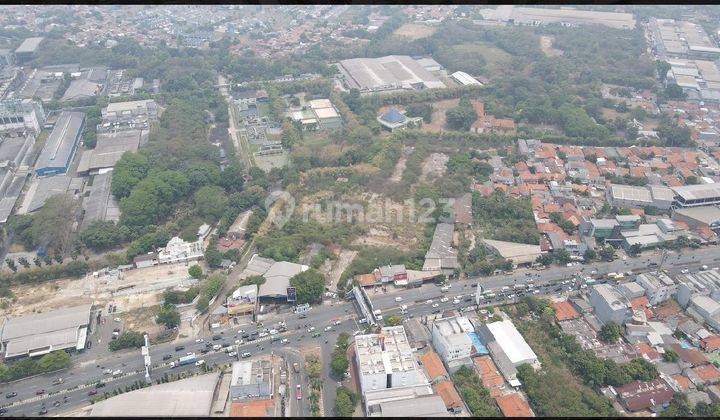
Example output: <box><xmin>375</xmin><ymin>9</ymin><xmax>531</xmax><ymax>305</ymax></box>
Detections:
<box><xmin>452</xmin><ymin>365</ymin><xmax>500</xmax><ymax>416</ymax></box>
<box><xmin>472</xmin><ymin>189</ymin><xmax>540</xmax><ymax>245</ymax></box>
<box><xmin>0</xmin><ymin>351</ymin><xmax>71</xmax><ymax>383</ymax></box>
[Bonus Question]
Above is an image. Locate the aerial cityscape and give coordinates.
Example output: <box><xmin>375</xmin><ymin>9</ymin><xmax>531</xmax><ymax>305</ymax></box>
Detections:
<box><xmin>2</xmin><ymin>3</ymin><xmax>720</xmax><ymax>417</ymax></box>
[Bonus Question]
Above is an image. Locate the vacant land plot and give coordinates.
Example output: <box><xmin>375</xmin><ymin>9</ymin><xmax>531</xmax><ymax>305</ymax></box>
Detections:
<box><xmin>420</xmin><ymin>152</ymin><xmax>449</xmax><ymax>181</ymax></box>
<box><xmin>394</xmin><ymin>23</ymin><xmax>437</xmax><ymax>40</ymax></box>
<box><xmin>446</xmin><ymin>42</ymin><xmax>513</xmax><ymax>79</ymax></box>
<box><xmin>540</xmin><ymin>35</ymin><xmax>563</xmax><ymax>57</ymax></box>
<box><xmin>390</xmin><ymin>146</ymin><xmax>415</xmax><ymax>182</ymax></box>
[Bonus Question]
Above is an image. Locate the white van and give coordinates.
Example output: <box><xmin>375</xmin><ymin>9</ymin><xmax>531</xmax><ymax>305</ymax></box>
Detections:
<box><xmin>395</xmin><ymin>297</ymin><xmax>403</xmax><ymax>302</ymax></box>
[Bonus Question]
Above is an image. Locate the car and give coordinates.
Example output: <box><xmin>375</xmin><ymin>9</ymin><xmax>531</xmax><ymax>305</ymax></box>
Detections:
<box><xmin>52</xmin><ymin>378</ymin><xmax>64</xmax><ymax>385</ymax></box>
<box><xmin>333</xmin><ymin>320</ymin><xmax>342</xmax><ymax>326</ymax></box>
<box><xmin>212</xmin><ymin>335</ymin><xmax>221</xmax><ymax>341</ymax></box>
<box><xmin>95</xmin><ymin>382</ymin><xmax>106</xmax><ymax>389</ymax></box>
<box><xmin>175</xmin><ymin>345</ymin><xmax>185</xmax><ymax>352</ymax></box>
<box><xmin>358</xmin><ymin>318</ymin><xmax>367</xmax><ymax>324</ymax></box>
<box><xmin>702</xmin><ymin>265</ymin><xmax>709</xmax><ymax>270</ymax></box>
<box><xmin>195</xmin><ymin>360</ymin><xmax>205</xmax><ymax>367</ymax></box>
<box><xmin>307</xmin><ymin>327</ymin><xmax>316</xmax><ymax>333</ymax></box>
<box><xmin>241</xmin><ymin>352</ymin><xmax>251</xmax><ymax>358</ymax></box>
<box><xmin>432</xmin><ymin>309</ymin><xmax>441</xmax><ymax>314</ymax></box>
<box><xmin>238</xmin><ymin>329</ymin><xmax>245</xmax><ymax>334</ymax></box>
<box><xmin>440</xmin><ymin>297</ymin><xmax>449</xmax><ymax>303</ymax></box>
<box><xmin>200</xmin><ymin>348</ymin><xmax>209</xmax><ymax>354</ymax></box>
<box><xmin>479</xmin><ymin>309</ymin><xmax>488</xmax><ymax>315</ymax></box>
<box><xmin>36</xmin><ymin>389</ymin><xmax>46</xmax><ymax>395</ymax></box>
<box><xmin>186</xmin><ymin>351</ymin><xmax>194</xmax><ymax>356</ymax></box>
<box><xmin>432</xmin><ymin>303</ymin><xmax>439</xmax><ymax>308</ymax></box>
<box><xmin>464</xmin><ymin>296</ymin><xmax>473</xmax><ymax>302</ymax></box>
<box><xmin>113</xmin><ymin>317</ymin><xmax>121</xmax><ymax>322</ymax></box>
<box><xmin>195</xmin><ymin>338</ymin><xmax>204</xmax><ymax>343</ymax></box>
<box><xmin>228</xmin><ymin>351</ymin><xmax>237</xmax><ymax>357</ymax></box>
<box><xmin>453</xmin><ymin>299</ymin><xmax>460</xmax><ymax>304</ymax></box>
<box><xmin>39</xmin><ymin>407</ymin><xmax>48</xmax><ymax>415</ymax></box>
<box><xmin>312</xmin><ymin>332</ymin><xmax>321</xmax><ymax>338</ymax></box>
<box><xmin>241</xmin><ymin>333</ymin><xmax>250</xmax><ymax>339</ymax></box>
<box><xmin>681</xmin><ymin>269</ymin><xmax>690</xmax><ymax>274</ymax></box>
<box><xmin>213</xmin><ymin>344</ymin><xmax>222</xmax><ymax>351</ymax></box>
<box><xmin>395</xmin><ymin>297</ymin><xmax>403</xmax><ymax>302</ymax></box>
<box><xmin>234</xmin><ymin>339</ymin><xmax>243</xmax><ymax>345</ymax></box>
<box><xmin>324</xmin><ymin>326</ymin><xmax>332</xmax><ymax>331</ymax></box>
<box><xmin>0</xmin><ymin>408</ymin><xmax>7</xmax><ymax>414</ymax></box>
<box><xmin>5</xmin><ymin>392</ymin><xmax>16</xmax><ymax>398</ymax></box>
<box><xmin>281</xmin><ymin>338</ymin><xmax>289</xmax><ymax>344</ymax></box>
<box><xmin>258</xmin><ymin>331</ymin><xmax>269</xmax><ymax>338</ymax></box>
<box><xmin>507</xmin><ymin>294</ymin><xmax>515</xmax><ymax>300</ymax></box>
<box><xmin>296</xmin><ymin>384</ymin><xmax>302</xmax><ymax>400</ymax></box>
<box><xmin>163</xmin><ymin>354</ymin><xmax>172</xmax><ymax>361</ymax></box>
<box><xmin>88</xmin><ymin>389</ymin><xmax>98</xmax><ymax>396</ymax></box>
<box><xmin>269</xmin><ymin>329</ymin><xmax>278</xmax><ymax>335</ymax></box>
<box><xmin>532</xmin><ymin>290</ymin><xmax>540</xmax><ymax>295</ymax></box>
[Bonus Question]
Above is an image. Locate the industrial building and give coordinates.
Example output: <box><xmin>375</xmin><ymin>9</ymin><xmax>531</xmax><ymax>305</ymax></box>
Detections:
<box><xmin>0</xmin><ymin>98</ymin><xmax>46</xmax><ymax>134</ymax></box>
<box><xmin>588</xmin><ymin>283</ymin><xmax>632</xmax><ymax>325</ymax></box>
<box><xmin>422</xmin><ymin>223</ymin><xmax>458</xmax><ymax>273</ymax></box>
<box><xmin>337</xmin><ymin>55</ymin><xmax>446</xmax><ymax>93</ymax></box>
<box><xmin>479</xmin><ymin>5</ymin><xmax>635</xmax><ymax>29</ymax></box>
<box><xmin>0</xmin><ymin>304</ymin><xmax>92</xmax><ymax>359</ymax></box>
<box><xmin>481</xmin><ymin>238</ymin><xmax>542</xmax><ymax>266</ymax></box>
<box><xmin>649</xmin><ymin>18</ymin><xmax>720</xmax><ymax>60</ymax></box>
<box><xmin>157</xmin><ymin>236</ymin><xmax>204</xmax><ymax>265</ymax></box>
<box><xmin>102</xmin><ymin>99</ymin><xmax>158</xmax><ymax>121</ymax></box>
<box><xmin>19</xmin><ymin>175</ymin><xmax>83</xmax><ymax>214</ymax></box>
<box><xmin>0</xmin><ymin>132</ymin><xmax>36</xmax><ymax>224</ymax></box>
<box><xmin>230</xmin><ymin>360</ymin><xmax>273</xmax><ymax>400</ymax></box>
<box><xmin>76</xmin><ymin>129</ymin><xmax>143</xmax><ymax>175</ymax></box>
<box><xmin>450</xmin><ymin>71</ymin><xmax>482</xmax><ymax>86</ymax></box>
<box><xmin>376</xmin><ymin>108</ymin><xmax>423</xmax><ymax>132</ymax></box>
<box><xmin>14</xmin><ymin>37</ymin><xmax>44</xmax><ymax>63</ymax></box>
<box><xmin>90</xmin><ymin>371</ymin><xmax>221</xmax><ymax>416</ymax></box>
<box><xmin>354</xmin><ymin>325</ymin><xmax>424</xmax><ymax>407</ymax></box>
<box><xmin>665</xmin><ymin>59</ymin><xmax>720</xmax><ymax>103</ymax></box>
<box><xmin>80</xmin><ymin>173</ymin><xmax>120</xmax><ymax>229</ymax></box>
<box><xmin>477</xmin><ymin>319</ymin><xmax>539</xmax><ymax>387</ymax></box>
<box><xmin>676</xmin><ymin>269</ymin><xmax>720</xmax><ymax>307</ymax></box>
<box><xmin>35</xmin><ymin>111</ymin><xmax>85</xmax><ymax>176</ymax></box>
<box><xmin>672</xmin><ymin>205</ymin><xmax>720</xmax><ymax>231</ymax></box>
<box><xmin>307</xmin><ymin>98</ymin><xmax>342</xmax><ymax>130</ymax></box>
<box><xmin>366</xmin><ymin>394</ymin><xmax>448</xmax><ymax>417</ymax></box>
<box><xmin>672</xmin><ymin>184</ymin><xmax>720</xmax><ymax>208</ymax></box>
<box><xmin>607</xmin><ymin>184</ymin><xmax>653</xmax><ymax>208</ymax></box>
<box><xmin>430</xmin><ymin>316</ymin><xmax>474</xmax><ymax>371</ymax></box>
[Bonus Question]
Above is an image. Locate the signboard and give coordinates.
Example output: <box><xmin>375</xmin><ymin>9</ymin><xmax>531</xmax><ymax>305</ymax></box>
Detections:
<box><xmin>287</xmin><ymin>287</ymin><xmax>297</xmax><ymax>303</ymax></box>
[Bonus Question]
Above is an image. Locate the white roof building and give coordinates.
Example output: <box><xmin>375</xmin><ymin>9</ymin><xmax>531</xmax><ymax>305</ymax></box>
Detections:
<box><xmin>157</xmin><ymin>236</ymin><xmax>204</xmax><ymax>264</ymax></box>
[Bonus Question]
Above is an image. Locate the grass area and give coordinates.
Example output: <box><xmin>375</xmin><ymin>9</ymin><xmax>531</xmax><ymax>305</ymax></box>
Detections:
<box><xmin>394</xmin><ymin>23</ymin><xmax>437</xmax><ymax>40</ymax></box>
<box><xmin>257</xmin><ymin>102</ymin><xmax>270</xmax><ymax>118</ymax></box>
<box><xmin>452</xmin><ymin>42</ymin><xmax>512</xmax><ymax>78</ymax></box>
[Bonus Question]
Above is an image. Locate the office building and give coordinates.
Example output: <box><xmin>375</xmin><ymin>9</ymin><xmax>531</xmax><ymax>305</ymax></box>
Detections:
<box><xmin>588</xmin><ymin>283</ymin><xmax>632</xmax><ymax>325</ymax></box>
<box><xmin>430</xmin><ymin>316</ymin><xmax>474</xmax><ymax>371</ymax></box>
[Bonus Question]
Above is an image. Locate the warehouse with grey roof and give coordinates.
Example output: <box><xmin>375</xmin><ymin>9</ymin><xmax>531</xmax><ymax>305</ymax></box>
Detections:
<box><xmin>337</xmin><ymin>55</ymin><xmax>446</xmax><ymax>93</ymax></box>
<box><xmin>0</xmin><ymin>304</ymin><xmax>92</xmax><ymax>359</ymax></box>
<box><xmin>35</xmin><ymin>111</ymin><xmax>85</xmax><ymax>176</ymax></box>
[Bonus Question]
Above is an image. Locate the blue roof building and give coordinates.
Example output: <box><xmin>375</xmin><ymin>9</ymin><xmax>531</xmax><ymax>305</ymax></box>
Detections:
<box><xmin>377</xmin><ymin>108</ymin><xmax>422</xmax><ymax>132</ymax></box>
<box><xmin>35</xmin><ymin>111</ymin><xmax>85</xmax><ymax>176</ymax></box>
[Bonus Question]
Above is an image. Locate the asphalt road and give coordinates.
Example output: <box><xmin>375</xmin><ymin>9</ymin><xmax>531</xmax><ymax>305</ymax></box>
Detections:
<box><xmin>1</xmin><ymin>246</ymin><xmax>719</xmax><ymax>416</ymax></box>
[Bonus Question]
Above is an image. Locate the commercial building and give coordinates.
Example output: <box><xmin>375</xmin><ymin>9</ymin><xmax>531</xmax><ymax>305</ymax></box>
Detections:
<box><xmin>0</xmin><ymin>98</ymin><xmax>45</xmax><ymax>134</ymax></box>
<box><xmin>14</xmin><ymin>37</ymin><xmax>44</xmax><ymax>62</ymax></box>
<box><xmin>477</xmin><ymin>319</ymin><xmax>539</xmax><ymax>387</ymax></box>
<box><xmin>354</xmin><ymin>325</ymin><xmax>423</xmax><ymax>405</ymax></box>
<box><xmin>607</xmin><ymin>184</ymin><xmax>653</xmax><ymax>208</ymax></box>
<box><xmin>227</xmin><ymin>284</ymin><xmax>257</xmax><ymax>316</ymax></box>
<box><xmin>479</xmin><ymin>5</ymin><xmax>635</xmax><ymax>29</ymax></box>
<box><xmin>672</xmin><ymin>184</ymin><xmax>720</xmax><ymax>208</ymax></box>
<box><xmin>481</xmin><ymin>238</ymin><xmax>542</xmax><ymax>266</ymax></box>
<box><xmin>0</xmin><ymin>304</ymin><xmax>92</xmax><ymax>359</ymax></box>
<box><xmin>423</xmin><ymin>223</ymin><xmax>458</xmax><ymax>273</ymax></box>
<box><xmin>588</xmin><ymin>283</ymin><xmax>632</xmax><ymax>325</ymax></box>
<box><xmin>688</xmin><ymin>295</ymin><xmax>720</xmax><ymax>332</ymax></box>
<box><xmin>676</xmin><ymin>269</ymin><xmax>720</xmax><ymax>307</ymax></box>
<box><xmin>337</xmin><ymin>55</ymin><xmax>446</xmax><ymax>93</ymax></box>
<box><xmin>157</xmin><ymin>236</ymin><xmax>204</xmax><ymax>265</ymax></box>
<box><xmin>672</xmin><ymin>206</ymin><xmax>720</xmax><ymax>231</ymax></box>
<box><xmin>238</xmin><ymin>255</ymin><xmax>308</xmax><ymax>301</ymax></box>
<box><xmin>635</xmin><ymin>271</ymin><xmax>677</xmax><ymax>305</ymax></box>
<box><xmin>90</xmin><ymin>371</ymin><xmax>221</xmax><ymax>416</ymax></box>
<box><xmin>230</xmin><ymin>360</ymin><xmax>273</xmax><ymax>400</ymax></box>
<box><xmin>430</xmin><ymin>316</ymin><xmax>474</xmax><ymax>371</ymax></box>
<box><xmin>450</xmin><ymin>71</ymin><xmax>482</xmax><ymax>86</ymax></box>
<box><xmin>35</xmin><ymin>111</ymin><xmax>85</xmax><ymax>176</ymax></box>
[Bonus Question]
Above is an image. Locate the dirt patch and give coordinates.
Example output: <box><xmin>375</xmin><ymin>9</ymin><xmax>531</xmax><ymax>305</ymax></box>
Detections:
<box><xmin>539</xmin><ymin>35</ymin><xmax>563</xmax><ymax>57</ymax></box>
<box><xmin>324</xmin><ymin>249</ymin><xmax>358</xmax><ymax>292</ymax></box>
<box><xmin>424</xmin><ymin>98</ymin><xmax>459</xmax><ymax>132</ymax></box>
<box><xmin>119</xmin><ymin>305</ymin><xmax>163</xmax><ymax>335</ymax></box>
<box><xmin>389</xmin><ymin>146</ymin><xmax>415</xmax><ymax>182</ymax></box>
<box><xmin>394</xmin><ymin>23</ymin><xmax>437</xmax><ymax>40</ymax></box>
<box><xmin>420</xmin><ymin>152</ymin><xmax>449</xmax><ymax>181</ymax></box>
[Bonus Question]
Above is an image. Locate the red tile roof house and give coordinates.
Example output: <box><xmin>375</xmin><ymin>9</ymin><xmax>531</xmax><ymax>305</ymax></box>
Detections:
<box><xmin>613</xmin><ymin>378</ymin><xmax>675</xmax><ymax>413</ymax></box>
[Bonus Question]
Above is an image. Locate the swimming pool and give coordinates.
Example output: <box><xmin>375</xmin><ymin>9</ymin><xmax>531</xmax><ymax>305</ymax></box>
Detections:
<box><xmin>467</xmin><ymin>332</ymin><xmax>488</xmax><ymax>355</ymax></box>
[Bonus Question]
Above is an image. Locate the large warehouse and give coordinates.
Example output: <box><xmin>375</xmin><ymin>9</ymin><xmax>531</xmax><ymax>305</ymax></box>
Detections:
<box><xmin>35</xmin><ymin>111</ymin><xmax>85</xmax><ymax>176</ymax></box>
<box><xmin>76</xmin><ymin>129</ymin><xmax>143</xmax><ymax>175</ymax></box>
<box><xmin>337</xmin><ymin>55</ymin><xmax>446</xmax><ymax>93</ymax></box>
<box><xmin>478</xmin><ymin>319</ymin><xmax>539</xmax><ymax>387</ymax></box>
<box><xmin>672</xmin><ymin>184</ymin><xmax>720</xmax><ymax>208</ymax></box>
<box><xmin>0</xmin><ymin>304</ymin><xmax>92</xmax><ymax>360</ymax></box>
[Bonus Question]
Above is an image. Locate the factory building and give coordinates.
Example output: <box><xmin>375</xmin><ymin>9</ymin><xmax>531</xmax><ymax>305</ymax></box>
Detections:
<box><xmin>34</xmin><ymin>111</ymin><xmax>85</xmax><ymax>176</ymax></box>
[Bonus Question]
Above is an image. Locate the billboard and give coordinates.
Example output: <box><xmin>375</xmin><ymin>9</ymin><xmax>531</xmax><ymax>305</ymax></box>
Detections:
<box><xmin>287</xmin><ymin>287</ymin><xmax>297</xmax><ymax>303</ymax></box>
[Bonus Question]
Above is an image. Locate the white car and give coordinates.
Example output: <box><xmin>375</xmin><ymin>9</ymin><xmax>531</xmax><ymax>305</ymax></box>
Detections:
<box><xmin>324</xmin><ymin>326</ymin><xmax>332</xmax><ymax>332</ymax></box>
<box><xmin>440</xmin><ymin>297</ymin><xmax>449</xmax><ymax>303</ymax></box>
<box><xmin>333</xmin><ymin>320</ymin><xmax>342</xmax><ymax>326</ymax></box>
<box><xmin>258</xmin><ymin>331</ymin><xmax>269</xmax><ymax>338</ymax></box>
<box><xmin>195</xmin><ymin>338</ymin><xmax>204</xmax><ymax>343</ymax></box>
<box><xmin>395</xmin><ymin>297</ymin><xmax>403</xmax><ymax>302</ymax></box>
<box><xmin>238</xmin><ymin>329</ymin><xmax>245</xmax><ymax>334</ymax></box>
<box><xmin>228</xmin><ymin>351</ymin><xmax>237</xmax><ymax>357</ymax></box>
<box><xmin>532</xmin><ymin>290</ymin><xmax>540</xmax><ymax>295</ymax></box>
<box><xmin>479</xmin><ymin>309</ymin><xmax>488</xmax><ymax>315</ymax></box>
<box><xmin>702</xmin><ymin>265</ymin><xmax>709</xmax><ymax>270</ymax></box>
<box><xmin>281</xmin><ymin>338</ymin><xmax>289</xmax><ymax>344</ymax></box>
<box><xmin>269</xmin><ymin>329</ymin><xmax>278</xmax><ymax>335</ymax></box>
<box><xmin>113</xmin><ymin>317</ymin><xmax>121</xmax><ymax>322</ymax></box>
<box><xmin>681</xmin><ymin>269</ymin><xmax>690</xmax><ymax>274</ymax></box>
<box><xmin>234</xmin><ymin>339</ymin><xmax>243</xmax><ymax>345</ymax></box>
<box><xmin>426</xmin><ymin>299</ymin><xmax>433</xmax><ymax>304</ymax></box>
<box><xmin>213</xmin><ymin>344</ymin><xmax>222</xmax><ymax>351</ymax></box>
<box><xmin>307</xmin><ymin>327</ymin><xmax>316</xmax><ymax>333</ymax></box>
<box><xmin>195</xmin><ymin>359</ymin><xmax>205</xmax><ymax>367</ymax></box>
<box><xmin>432</xmin><ymin>303</ymin><xmax>439</xmax><ymax>308</ymax></box>
<box><xmin>452</xmin><ymin>299</ymin><xmax>460</xmax><ymax>304</ymax></box>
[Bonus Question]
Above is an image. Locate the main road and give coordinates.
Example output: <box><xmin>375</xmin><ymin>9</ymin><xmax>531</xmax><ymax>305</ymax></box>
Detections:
<box><xmin>1</xmin><ymin>246</ymin><xmax>719</xmax><ymax>416</ymax></box>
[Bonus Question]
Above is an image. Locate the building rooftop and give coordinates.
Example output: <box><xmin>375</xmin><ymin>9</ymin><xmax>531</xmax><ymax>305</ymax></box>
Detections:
<box><xmin>258</xmin><ymin>261</ymin><xmax>308</xmax><ymax>298</ymax></box>
<box><xmin>673</xmin><ymin>183</ymin><xmax>720</xmax><ymax>201</ymax></box>
<box><xmin>338</xmin><ymin>55</ymin><xmax>446</xmax><ymax>91</ymax></box>
<box><xmin>496</xmin><ymin>392</ymin><xmax>533</xmax><ymax>417</ymax></box>
<box><xmin>609</xmin><ymin>184</ymin><xmax>652</xmax><ymax>203</ymax></box>
<box><xmin>368</xmin><ymin>394</ymin><xmax>448</xmax><ymax>417</ymax></box>
<box><xmin>35</xmin><ymin>111</ymin><xmax>84</xmax><ymax>172</ymax></box>
<box><xmin>15</xmin><ymin>37</ymin><xmax>43</xmax><ymax>54</ymax></box>
<box><xmin>433</xmin><ymin>380</ymin><xmax>462</xmax><ymax>411</ymax></box>
<box><xmin>90</xmin><ymin>371</ymin><xmax>220</xmax><ymax>416</ymax></box>
<box><xmin>1</xmin><ymin>304</ymin><xmax>91</xmax><ymax>359</ymax></box>
<box><xmin>419</xmin><ymin>350</ymin><xmax>448</xmax><ymax>382</ymax></box>
<box><xmin>482</xmin><ymin>238</ymin><xmax>542</xmax><ymax>262</ymax></box>
<box><xmin>614</xmin><ymin>378</ymin><xmax>674</xmax><ymax>412</ymax></box>
<box><xmin>78</xmin><ymin>129</ymin><xmax>143</xmax><ymax>173</ymax></box>
<box><xmin>553</xmin><ymin>300</ymin><xmax>581</xmax><ymax>321</ymax></box>
<box><xmin>592</xmin><ymin>283</ymin><xmax>630</xmax><ymax>311</ymax></box>
<box><xmin>355</xmin><ymin>325</ymin><xmax>418</xmax><ymax>376</ymax></box>
<box><xmin>674</xmin><ymin>206</ymin><xmax>720</xmax><ymax>226</ymax></box>
<box><xmin>484</xmin><ymin>319</ymin><xmax>538</xmax><ymax>365</ymax></box>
